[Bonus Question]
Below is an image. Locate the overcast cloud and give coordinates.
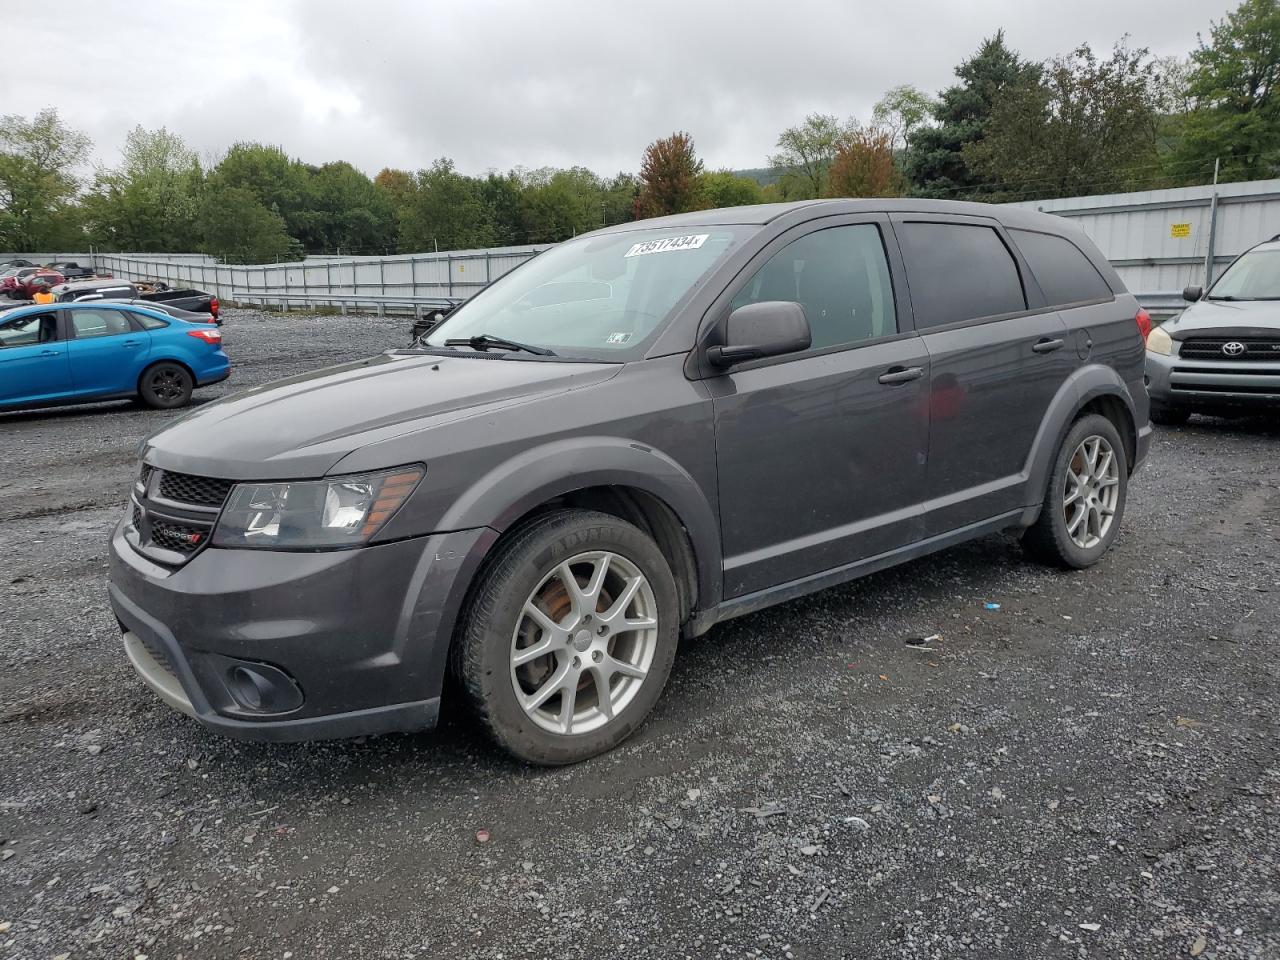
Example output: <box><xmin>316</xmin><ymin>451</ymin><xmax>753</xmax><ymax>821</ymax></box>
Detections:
<box><xmin>5</xmin><ymin>0</ymin><xmax>1226</xmax><ymax>178</ymax></box>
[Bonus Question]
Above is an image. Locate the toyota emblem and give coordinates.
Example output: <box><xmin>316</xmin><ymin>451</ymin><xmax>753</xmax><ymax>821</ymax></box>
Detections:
<box><xmin>1222</xmin><ymin>341</ymin><xmax>1247</xmax><ymax>357</ymax></box>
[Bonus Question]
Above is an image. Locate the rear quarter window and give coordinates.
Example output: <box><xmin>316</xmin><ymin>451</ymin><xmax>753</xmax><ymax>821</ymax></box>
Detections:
<box><xmin>896</xmin><ymin>222</ymin><xmax>1026</xmax><ymax>328</ymax></box>
<box><xmin>1009</xmin><ymin>228</ymin><xmax>1112</xmax><ymax>306</ymax></box>
<box><xmin>130</xmin><ymin>311</ymin><xmax>170</xmax><ymax>330</ymax></box>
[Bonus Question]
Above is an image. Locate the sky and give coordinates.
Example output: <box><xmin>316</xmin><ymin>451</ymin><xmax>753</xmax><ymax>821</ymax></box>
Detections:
<box><xmin>5</xmin><ymin>0</ymin><xmax>1228</xmax><ymax>179</ymax></box>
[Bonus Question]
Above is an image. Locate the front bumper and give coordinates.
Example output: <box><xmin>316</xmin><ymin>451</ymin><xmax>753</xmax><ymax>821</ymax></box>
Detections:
<box><xmin>108</xmin><ymin>521</ymin><xmax>493</xmax><ymax>742</ymax></box>
<box><xmin>1146</xmin><ymin>349</ymin><xmax>1280</xmax><ymax>412</ymax></box>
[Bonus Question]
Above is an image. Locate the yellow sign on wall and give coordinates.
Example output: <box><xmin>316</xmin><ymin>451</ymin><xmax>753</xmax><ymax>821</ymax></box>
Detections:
<box><xmin>1170</xmin><ymin>223</ymin><xmax>1192</xmax><ymax>238</ymax></box>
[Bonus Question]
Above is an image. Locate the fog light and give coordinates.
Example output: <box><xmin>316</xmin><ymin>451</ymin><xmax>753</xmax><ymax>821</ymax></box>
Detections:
<box><xmin>227</xmin><ymin>666</ymin><xmax>268</xmax><ymax>711</ymax></box>
<box><xmin>215</xmin><ymin>659</ymin><xmax>304</xmax><ymax>715</ymax></box>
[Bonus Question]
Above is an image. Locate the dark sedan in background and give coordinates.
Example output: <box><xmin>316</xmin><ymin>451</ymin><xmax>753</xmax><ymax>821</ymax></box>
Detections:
<box><xmin>1146</xmin><ymin>235</ymin><xmax>1280</xmax><ymax>424</ymax></box>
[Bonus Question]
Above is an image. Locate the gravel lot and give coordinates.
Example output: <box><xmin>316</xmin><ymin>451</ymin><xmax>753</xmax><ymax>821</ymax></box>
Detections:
<box><xmin>1</xmin><ymin>307</ymin><xmax>1278</xmax><ymax>960</ymax></box>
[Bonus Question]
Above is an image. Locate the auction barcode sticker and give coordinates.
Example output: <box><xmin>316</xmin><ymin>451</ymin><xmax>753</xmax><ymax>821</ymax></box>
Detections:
<box><xmin>624</xmin><ymin>234</ymin><xmax>709</xmax><ymax>258</ymax></box>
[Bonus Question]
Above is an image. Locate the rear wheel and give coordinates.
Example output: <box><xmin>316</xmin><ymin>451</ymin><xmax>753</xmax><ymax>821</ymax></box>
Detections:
<box><xmin>1150</xmin><ymin>404</ymin><xmax>1190</xmax><ymax>426</ymax></box>
<box><xmin>1023</xmin><ymin>413</ymin><xmax>1129</xmax><ymax>569</ymax></box>
<box><xmin>138</xmin><ymin>362</ymin><xmax>194</xmax><ymax>409</ymax></box>
<box><xmin>455</xmin><ymin>509</ymin><xmax>679</xmax><ymax>765</ymax></box>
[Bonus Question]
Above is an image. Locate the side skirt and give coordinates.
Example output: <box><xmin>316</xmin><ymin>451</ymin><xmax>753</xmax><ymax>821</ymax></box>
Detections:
<box><xmin>687</xmin><ymin>509</ymin><xmax>1026</xmax><ymax>636</ymax></box>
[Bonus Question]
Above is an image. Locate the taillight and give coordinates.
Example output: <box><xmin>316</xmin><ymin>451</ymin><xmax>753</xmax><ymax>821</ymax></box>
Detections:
<box><xmin>209</xmin><ymin>296</ymin><xmax>219</xmax><ymax>317</ymax></box>
<box><xmin>1135</xmin><ymin>308</ymin><xmax>1153</xmax><ymax>341</ymax></box>
<box><xmin>187</xmin><ymin>328</ymin><xmax>222</xmax><ymax>344</ymax></box>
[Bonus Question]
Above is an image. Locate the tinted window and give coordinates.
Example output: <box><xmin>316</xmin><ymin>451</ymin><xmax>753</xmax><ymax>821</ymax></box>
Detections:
<box><xmin>132</xmin><ymin>311</ymin><xmax>169</xmax><ymax>330</ymax></box>
<box><xmin>70</xmin><ymin>309</ymin><xmax>133</xmax><ymax>339</ymax></box>
<box><xmin>0</xmin><ymin>313</ymin><xmax>57</xmax><ymax>348</ymax></box>
<box><xmin>731</xmin><ymin>224</ymin><xmax>897</xmax><ymax>350</ymax></box>
<box><xmin>897</xmin><ymin>222</ymin><xmax>1026</xmax><ymax>327</ymax></box>
<box><xmin>1009</xmin><ymin>229</ymin><xmax>1111</xmax><ymax>305</ymax></box>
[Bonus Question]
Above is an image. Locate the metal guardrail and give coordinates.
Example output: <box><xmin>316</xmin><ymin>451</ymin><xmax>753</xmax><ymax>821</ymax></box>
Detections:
<box><xmin>1135</xmin><ymin>292</ymin><xmax>1187</xmax><ymax>316</ymax></box>
<box><xmin>230</xmin><ymin>291</ymin><xmax>465</xmax><ymax>317</ymax></box>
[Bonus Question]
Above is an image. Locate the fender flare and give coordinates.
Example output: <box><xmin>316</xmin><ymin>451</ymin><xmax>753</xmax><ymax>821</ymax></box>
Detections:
<box><xmin>1024</xmin><ymin>364</ymin><xmax>1138</xmax><ymax>507</ymax></box>
<box><xmin>436</xmin><ymin>436</ymin><xmax>724</xmax><ymax>612</ymax></box>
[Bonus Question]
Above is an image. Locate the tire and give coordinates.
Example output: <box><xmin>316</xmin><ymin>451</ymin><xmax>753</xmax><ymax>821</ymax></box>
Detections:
<box><xmin>138</xmin><ymin>362</ymin><xmax>194</xmax><ymax>409</ymax></box>
<box><xmin>1022</xmin><ymin>413</ymin><xmax>1129</xmax><ymax>570</ymax></box>
<box><xmin>454</xmin><ymin>509</ymin><xmax>680</xmax><ymax>765</ymax></box>
<box><xmin>1150</xmin><ymin>404</ymin><xmax>1190</xmax><ymax>426</ymax></box>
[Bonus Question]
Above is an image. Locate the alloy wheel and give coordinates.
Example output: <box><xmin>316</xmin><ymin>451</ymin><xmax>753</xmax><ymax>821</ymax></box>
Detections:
<box><xmin>1063</xmin><ymin>435</ymin><xmax>1120</xmax><ymax>549</ymax></box>
<box><xmin>510</xmin><ymin>551</ymin><xmax>658</xmax><ymax>736</ymax></box>
<box><xmin>150</xmin><ymin>368</ymin><xmax>185</xmax><ymax>402</ymax></box>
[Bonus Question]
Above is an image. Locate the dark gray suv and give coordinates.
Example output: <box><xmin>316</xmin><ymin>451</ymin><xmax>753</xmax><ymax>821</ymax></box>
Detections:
<box><xmin>108</xmin><ymin>200</ymin><xmax>1152</xmax><ymax>764</ymax></box>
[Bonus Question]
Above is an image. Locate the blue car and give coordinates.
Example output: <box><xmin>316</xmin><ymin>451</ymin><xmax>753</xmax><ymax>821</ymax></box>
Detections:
<box><xmin>0</xmin><ymin>301</ymin><xmax>230</xmax><ymax>412</ymax></box>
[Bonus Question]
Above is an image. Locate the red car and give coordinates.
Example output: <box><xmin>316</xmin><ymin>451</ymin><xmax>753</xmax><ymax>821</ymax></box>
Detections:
<box><xmin>9</xmin><ymin>269</ymin><xmax>64</xmax><ymax>298</ymax></box>
<box><xmin>0</xmin><ymin>266</ymin><xmax>42</xmax><ymax>296</ymax></box>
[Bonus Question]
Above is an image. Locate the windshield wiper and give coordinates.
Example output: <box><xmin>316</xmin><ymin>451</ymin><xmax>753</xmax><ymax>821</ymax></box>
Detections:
<box><xmin>444</xmin><ymin>333</ymin><xmax>556</xmax><ymax>356</ymax></box>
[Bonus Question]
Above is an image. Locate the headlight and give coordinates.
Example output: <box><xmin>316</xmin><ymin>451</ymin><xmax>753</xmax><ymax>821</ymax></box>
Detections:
<box><xmin>212</xmin><ymin>466</ymin><xmax>423</xmax><ymax>550</ymax></box>
<box><xmin>1145</xmin><ymin>325</ymin><xmax>1173</xmax><ymax>356</ymax></box>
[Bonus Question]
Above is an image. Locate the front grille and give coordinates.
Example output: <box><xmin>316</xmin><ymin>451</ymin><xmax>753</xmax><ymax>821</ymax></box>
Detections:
<box><xmin>151</xmin><ymin>519</ymin><xmax>210</xmax><ymax>554</ymax></box>
<box><xmin>157</xmin><ymin>470</ymin><xmax>234</xmax><ymax>508</ymax></box>
<box><xmin>128</xmin><ymin>464</ymin><xmax>234</xmax><ymax>565</ymax></box>
<box><xmin>1179</xmin><ymin>338</ymin><xmax>1280</xmax><ymax>362</ymax></box>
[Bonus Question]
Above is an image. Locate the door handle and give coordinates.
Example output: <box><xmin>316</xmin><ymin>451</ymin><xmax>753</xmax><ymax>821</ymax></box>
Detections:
<box><xmin>122</xmin><ymin>339</ymin><xmax>141</xmax><ymax>348</ymax></box>
<box><xmin>1032</xmin><ymin>338</ymin><xmax>1065</xmax><ymax>354</ymax></box>
<box><xmin>877</xmin><ymin>366</ymin><xmax>924</xmax><ymax>385</ymax></box>
<box><xmin>39</xmin><ymin>349</ymin><xmax>59</xmax><ymax>357</ymax></box>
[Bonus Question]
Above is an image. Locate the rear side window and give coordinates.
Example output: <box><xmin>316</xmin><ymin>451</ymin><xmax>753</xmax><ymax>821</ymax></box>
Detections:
<box><xmin>1009</xmin><ymin>229</ymin><xmax>1112</xmax><ymax>306</ymax></box>
<box><xmin>131</xmin><ymin>311</ymin><xmax>169</xmax><ymax>330</ymax></box>
<box><xmin>70</xmin><ymin>309</ymin><xmax>133</xmax><ymax>339</ymax></box>
<box><xmin>897</xmin><ymin>222</ymin><xmax>1026</xmax><ymax>328</ymax></box>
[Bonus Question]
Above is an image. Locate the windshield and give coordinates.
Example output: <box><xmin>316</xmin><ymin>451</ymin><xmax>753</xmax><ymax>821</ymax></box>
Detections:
<box><xmin>1210</xmin><ymin>247</ymin><xmax>1280</xmax><ymax>300</ymax></box>
<box><xmin>425</xmin><ymin>225</ymin><xmax>755</xmax><ymax>360</ymax></box>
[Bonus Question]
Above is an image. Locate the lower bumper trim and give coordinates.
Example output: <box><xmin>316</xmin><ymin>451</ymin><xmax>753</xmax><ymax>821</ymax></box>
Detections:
<box><xmin>122</xmin><ymin>630</ymin><xmax>440</xmax><ymax>742</ymax></box>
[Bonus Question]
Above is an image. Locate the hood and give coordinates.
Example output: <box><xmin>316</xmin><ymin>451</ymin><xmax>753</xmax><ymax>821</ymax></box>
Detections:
<box><xmin>1163</xmin><ymin>297</ymin><xmax>1280</xmax><ymax>340</ymax></box>
<box><xmin>141</xmin><ymin>351</ymin><xmax>620</xmax><ymax>479</ymax></box>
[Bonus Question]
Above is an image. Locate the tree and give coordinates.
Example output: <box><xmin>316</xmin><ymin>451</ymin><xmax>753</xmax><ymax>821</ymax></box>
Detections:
<box><xmin>872</xmin><ymin>85</ymin><xmax>937</xmax><ymax>153</ymax></box>
<box><xmin>769</xmin><ymin>114</ymin><xmax>851</xmax><ymax>199</ymax></box>
<box><xmin>207</xmin><ymin>143</ymin><xmax>312</xmax><ymax>244</ymax></box>
<box><xmin>964</xmin><ymin>41</ymin><xmax>1162</xmax><ymax>200</ymax></box>
<box><xmin>826</xmin><ymin>127</ymin><xmax>904</xmax><ymax>198</ymax></box>
<box><xmin>904</xmin><ymin>32</ymin><xmax>1042</xmax><ymax>198</ymax></box>
<box><xmin>398</xmin><ymin>158</ymin><xmax>495</xmax><ymax>251</ymax></box>
<box><xmin>1171</xmin><ymin>0</ymin><xmax>1280</xmax><ymax>181</ymax></box>
<box><xmin>0</xmin><ymin>108</ymin><xmax>90</xmax><ymax>250</ymax></box>
<box><xmin>480</xmin><ymin>171</ymin><xmax>526</xmax><ymax>245</ymax></box>
<box><xmin>82</xmin><ymin>126</ymin><xmax>202</xmax><ymax>251</ymax></box>
<box><xmin>700</xmin><ymin>170</ymin><xmax>764</xmax><ymax>208</ymax></box>
<box><xmin>600</xmin><ymin>172</ymin><xmax>639</xmax><ymax>228</ymax></box>
<box><xmin>305</xmin><ymin>161</ymin><xmax>395</xmax><ymax>254</ymax></box>
<box><xmin>197</xmin><ymin>185</ymin><xmax>292</xmax><ymax>263</ymax></box>
<box><xmin>520</xmin><ymin>167</ymin><xmax>604</xmax><ymax>242</ymax></box>
<box><xmin>635</xmin><ymin>132</ymin><xmax>706</xmax><ymax>218</ymax></box>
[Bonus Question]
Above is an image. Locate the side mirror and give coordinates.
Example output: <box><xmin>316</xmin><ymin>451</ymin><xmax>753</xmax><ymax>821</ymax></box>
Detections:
<box><xmin>1182</xmin><ymin>285</ymin><xmax>1204</xmax><ymax>302</ymax></box>
<box><xmin>707</xmin><ymin>301</ymin><xmax>811</xmax><ymax>368</ymax></box>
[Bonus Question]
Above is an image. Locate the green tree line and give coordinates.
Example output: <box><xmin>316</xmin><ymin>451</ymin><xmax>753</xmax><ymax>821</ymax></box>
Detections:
<box><xmin>0</xmin><ymin>0</ymin><xmax>1273</xmax><ymax>262</ymax></box>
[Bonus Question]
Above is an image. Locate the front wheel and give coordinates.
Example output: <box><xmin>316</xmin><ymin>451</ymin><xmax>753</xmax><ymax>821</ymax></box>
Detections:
<box><xmin>1022</xmin><ymin>413</ymin><xmax>1129</xmax><ymax>569</ymax></box>
<box><xmin>454</xmin><ymin>509</ymin><xmax>680</xmax><ymax>765</ymax></box>
<box><xmin>138</xmin><ymin>362</ymin><xmax>194</xmax><ymax>409</ymax></box>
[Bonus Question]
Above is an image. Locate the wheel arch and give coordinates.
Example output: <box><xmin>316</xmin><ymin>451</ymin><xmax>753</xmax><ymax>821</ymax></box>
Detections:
<box><xmin>435</xmin><ymin>437</ymin><xmax>723</xmax><ymax>628</ymax></box>
<box><xmin>1024</xmin><ymin>364</ymin><xmax>1139</xmax><ymax>516</ymax></box>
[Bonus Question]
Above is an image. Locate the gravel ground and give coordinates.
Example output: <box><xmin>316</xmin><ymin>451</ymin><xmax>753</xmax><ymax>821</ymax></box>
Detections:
<box><xmin>1</xmin><ymin>307</ymin><xmax>1278</xmax><ymax>960</ymax></box>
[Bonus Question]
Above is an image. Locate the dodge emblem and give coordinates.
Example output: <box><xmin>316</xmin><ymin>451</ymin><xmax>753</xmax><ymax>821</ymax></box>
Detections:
<box><xmin>1222</xmin><ymin>341</ymin><xmax>1246</xmax><ymax>357</ymax></box>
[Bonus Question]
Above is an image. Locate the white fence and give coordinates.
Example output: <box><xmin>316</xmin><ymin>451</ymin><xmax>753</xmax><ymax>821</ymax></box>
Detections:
<box><xmin>1006</xmin><ymin>178</ymin><xmax>1280</xmax><ymax>297</ymax></box>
